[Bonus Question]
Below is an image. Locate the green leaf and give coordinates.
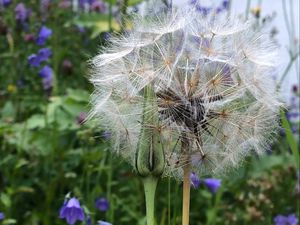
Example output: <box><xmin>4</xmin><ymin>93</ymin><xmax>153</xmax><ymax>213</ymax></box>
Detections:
<box><xmin>66</xmin><ymin>88</ymin><xmax>89</xmax><ymax>103</ymax></box>
<box><xmin>3</xmin><ymin>219</ymin><xmax>17</xmax><ymax>225</ymax></box>
<box><xmin>46</xmin><ymin>96</ymin><xmax>63</xmax><ymax>123</ymax></box>
<box><xmin>69</xmin><ymin>13</ymin><xmax>120</xmax><ymax>38</ymax></box>
<box><xmin>1</xmin><ymin>101</ymin><xmax>15</xmax><ymax>121</ymax></box>
<box><xmin>62</xmin><ymin>98</ymin><xmax>86</xmax><ymax>117</ymax></box>
<box><xmin>26</xmin><ymin>114</ymin><xmax>46</xmax><ymax>129</ymax></box>
<box><xmin>281</xmin><ymin>109</ymin><xmax>300</xmax><ymax>169</ymax></box>
<box><xmin>0</xmin><ymin>193</ymin><xmax>11</xmax><ymax>207</ymax></box>
<box><xmin>15</xmin><ymin>158</ymin><xmax>29</xmax><ymax>169</ymax></box>
<box><xmin>249</xmin><ymin>154</ymin><xmax>291</xmax><ymax>177</ymax></box>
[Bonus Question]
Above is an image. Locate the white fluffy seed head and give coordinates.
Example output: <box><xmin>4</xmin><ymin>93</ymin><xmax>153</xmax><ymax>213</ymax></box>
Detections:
<box><xmin>89</xmin><ymin>8</ymin><xmax>282</xmax><ymax>179</ymax></box>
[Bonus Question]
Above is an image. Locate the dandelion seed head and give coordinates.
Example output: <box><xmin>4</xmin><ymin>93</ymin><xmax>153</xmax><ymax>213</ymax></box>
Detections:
<box><xmin>89</xmin><ymin>7</ymin><xmax>281</xmax><ymax>179</ymax></box>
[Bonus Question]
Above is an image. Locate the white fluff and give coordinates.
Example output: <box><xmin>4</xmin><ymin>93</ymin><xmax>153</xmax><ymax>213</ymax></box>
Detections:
<box><xmin>89</xmin><ymin>8</ymin><xmax>282</xmax><ymax>179</ymax></box>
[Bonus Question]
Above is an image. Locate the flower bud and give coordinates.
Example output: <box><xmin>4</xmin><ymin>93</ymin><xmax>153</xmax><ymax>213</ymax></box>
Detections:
<box><xmin>135</xmin><ymin>86</ymin><xmax>165</xmax><ymax>177</ymax></box>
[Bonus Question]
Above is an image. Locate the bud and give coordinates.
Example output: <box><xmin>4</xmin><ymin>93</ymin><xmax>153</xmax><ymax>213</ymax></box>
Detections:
<box><xmin>135</xmin><ymin>86</ymin><xmax>165</xmax><ymax>177</ymax></box>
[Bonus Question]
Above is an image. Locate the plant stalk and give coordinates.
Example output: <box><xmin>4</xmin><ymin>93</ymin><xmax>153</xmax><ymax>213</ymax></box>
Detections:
<box><xmin>182</xmin><ymin>163</ymin><xmax>191</xmax><ymax>225</ymax></box>
<box><xmin>181</xmin><ymin>134</ymin><xmax>190</xmax><ymax>225</ymax></box>
<box><xmin>142</xmin><ymin>176</ymin><xmax>159</xmax><ymax>225</ymax></box>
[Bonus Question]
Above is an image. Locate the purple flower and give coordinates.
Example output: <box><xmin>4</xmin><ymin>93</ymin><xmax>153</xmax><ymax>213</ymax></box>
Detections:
<box><xmin>274</xmin><ymin>214</ymin><xmax>299</xmax><ymax>225</ymax></box>
<box><xmin>38</xmin><ymin>65</ymin><xmax>52</xmax><ymax>78</ymax></box>
<box><xmin>28</xmin><ymin>54</ymin><xmax>41</xmax><ymax>67</ymax></box>
<box><xmin>28</xmin><ymin>48</ymin><xmax>52</xmax><ymax>67</ymax></box>
<box><xmin>59</xmin><ymin>197</ymin><xmax>85</xmax><ymax>225</ymax></box>
<box><xmin>287</xmin><ymin>214</ymin><xmax>299</xmax><ymax>225</ymax></box>
<box><xmin>95</xmin><ymin>197</ymin><xmax>109</xmax><ymax>212</ymax></box>
<box><xmin>98</xmin><ymin>221</ymin><xmax>112</xmax><ymax>225</ymax></box>
<box><xmin>38</xmin><ymin>48</ymin><xmax>52</xmax><ymax>62</ymax></box>
<box><xmin>0</xmin><ymin>212</ymin><xmax>5</xmax><ymax>220</ymax></box>
<box><xmin>36</xmin><ymin>26</ymin><xmax>52</xmax><ymax>46</ymax></box>
<box><xmin>203</xmin><ymin>178</ymin><xmax>221</xmax><ymax>193</ymax></box>
<box><xmin>190</xmin><ymin>172</ymin><xmax>200</xmax><ymax>188</ymax></box>
<box><xmin>274</xmin><ymin>215</ymin><xmax>287</xmax><ymax>225</ymax></box>
<box><xmin>15</xmin><ymin>3</ymin><xmax>29</xmax><ymax>22</ymax></box>
<box><xmin>1</xmin><ymin>0</ymin><xmax>11</xmax><ymax>7</ymax></box>
<box><xmin>38</xmin><ymin>65</ymin><xmax>53</xmax><ymax>90</ymax></box>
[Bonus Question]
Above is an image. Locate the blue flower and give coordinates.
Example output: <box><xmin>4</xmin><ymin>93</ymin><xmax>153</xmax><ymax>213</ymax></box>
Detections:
<box><xmin>274</xmin><ymin>214</ymin><xmax>299</xmax><ymax>225</ymax></box>
<box><xmin>1</xmin><ymin>0</ymin><xmax>11</xmax><ymax>7</ymax></box>
<box><xmin>190</xmin><ymin>172</ymin><xmax>200</xmax><ymax>188</ymax></box>
<box><xmin>59</xmin><ymin>197</ymin><xmax>85</xmax><ymax>225</ymax></box>
<box><xmin>0</xmin><ymin>212</ymin><xmax>5</xmax><ymax>220</ymax></box>
<box><xmin>15</xmin><ymin>3</ymin><xmax>29</xmax><ymax>22</ymax></box>
<box><xmin>38</xmin><ymin>65</ymin><xmax>53</xmax><ymax>90</ymax></box>
<box><xmin>28</xmin><ymin>54</ymin><xmax>41</xmax><ymax>67</ymax></box>
<box><xmin>36</xmin><ymin>26</ymin><xmax>52</xmax><ymax>46</ymax></box>
<box><xmin>28</xmin><ymin>48</ymin><xmax>51</xmax><ymax>67</ymax></box>
<box><xmin>203</xmin><ymin>178</ymin><xmax>221</xmax><ymax>194</ymax></box>
<box><xmin>287</xmin><ymin>214</ymin><xmax>298</xmax><ymax>225</ymax></box>
<box><xmin>95</xmin><ymin>197</ymin><xmax>109</xmax><ymax>212</ymax></box>
<box><xmin>38</xmin><ymin>65</ymin><xmax>52</xmax><ymax>78</ymax></box>
<box><xmin>98</xmin><ymin>221</ymin><xmax>112</xmax><ymax>225</ymax></box>
<box><xmin>37</xmin><ymin>48</ymin><xmax>52</xmax><ymax>62</ymax></box>
<box><xmin>274</xmin><ymin>215</ymin><xmax>287</xmax><ymax>225</ymax></box>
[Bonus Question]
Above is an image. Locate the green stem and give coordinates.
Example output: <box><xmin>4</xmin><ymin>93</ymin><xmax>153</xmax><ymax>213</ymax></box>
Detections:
<box><xmin>168</xmin><ymin>177</ymin><xmax>171</xmax><ymax>225</ymax></box>
<box><xmin>142</xmin><ymin>176</ymin><xmax>159</xmax><ymax>225</ymax></box>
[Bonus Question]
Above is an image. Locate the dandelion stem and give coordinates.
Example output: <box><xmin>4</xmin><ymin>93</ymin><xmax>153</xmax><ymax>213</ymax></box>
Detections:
<box><xmin>181</xmin><ymin>135</ymin><xmax>190</xmax><ymax>225</ymax></box>
<box><xmin>182</xmin><ymin>164</ymin><xmax>191</xmax><ymax>225</ymax></box>
<box><xmin>143</xmin><ymin>176</ymin><xmax>159</xmax><ymax>225</ymax></box>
